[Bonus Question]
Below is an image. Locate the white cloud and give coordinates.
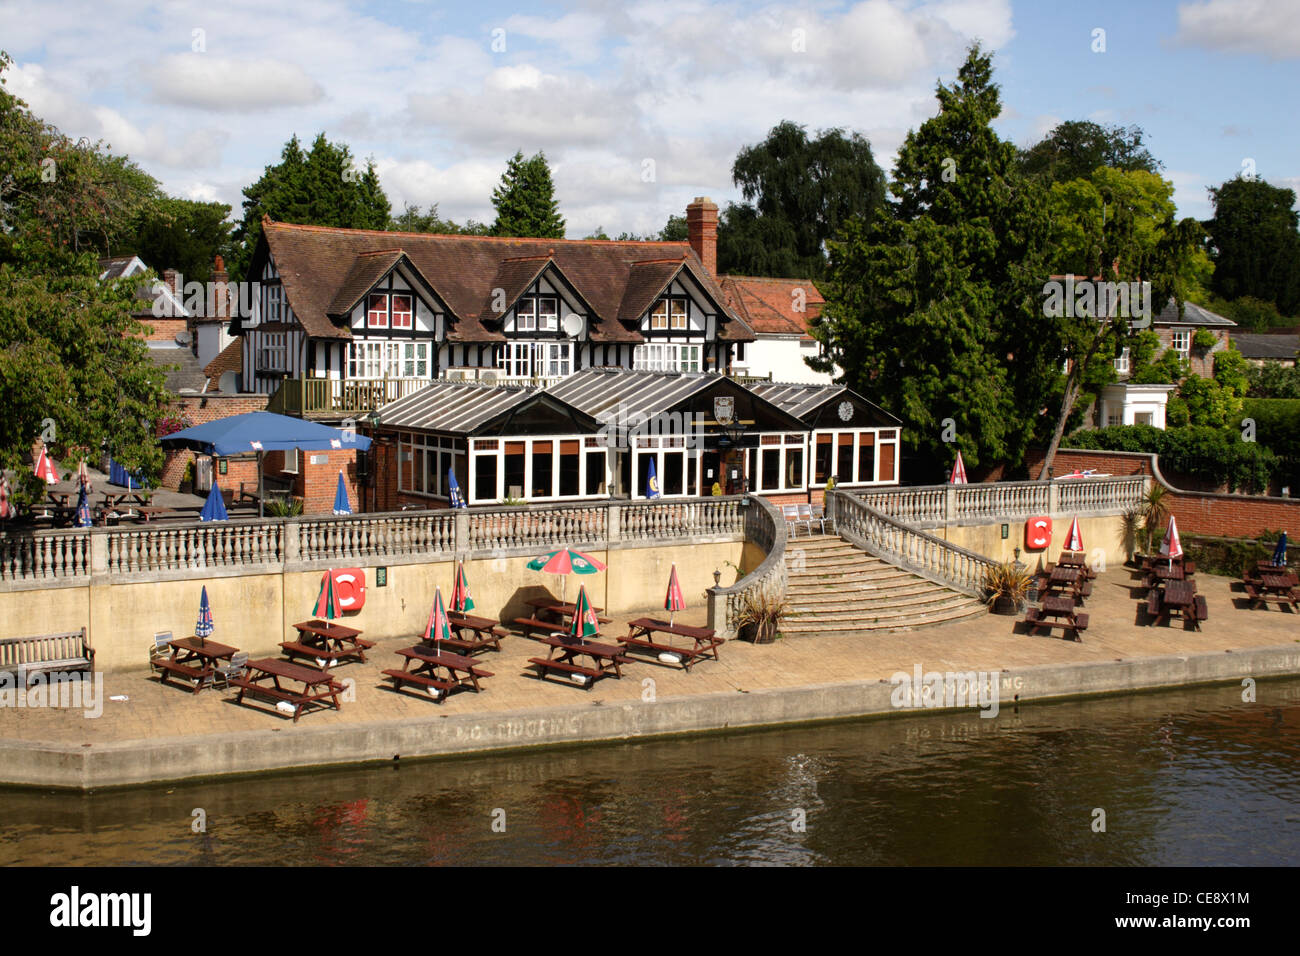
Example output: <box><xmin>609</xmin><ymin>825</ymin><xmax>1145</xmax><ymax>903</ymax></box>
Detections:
<box><xmin>1173</xmin><ymin>0</ymin><xmax>1300</xmax><ymax>59</ymax></box>
<box><xmin>147</xmin><ymin>55</ymin><xmax>324</xmax><ymax>111</ymax></box>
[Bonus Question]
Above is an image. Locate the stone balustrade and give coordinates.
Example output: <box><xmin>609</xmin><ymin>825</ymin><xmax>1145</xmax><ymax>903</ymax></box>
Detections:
<box><xmin>706</xmin><ymin>496</ymin><xmax>788</xmax><ymax>640</ymax></box>
<box><xmin>860</xmin><ymin>475</ymin><xmax>1147</xmax><ymax>529</ymax></box>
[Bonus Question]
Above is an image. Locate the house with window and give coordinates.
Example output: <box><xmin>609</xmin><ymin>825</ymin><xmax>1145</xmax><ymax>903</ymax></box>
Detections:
<box><xmin>239</xmin><ymin>211</ymin><xmax>756</xmax><ymax>420</ymax></box>
<box><xmin>716</xmin><ymin>274</ymin><xmax>834</xmax><ymax>384</ymax></box>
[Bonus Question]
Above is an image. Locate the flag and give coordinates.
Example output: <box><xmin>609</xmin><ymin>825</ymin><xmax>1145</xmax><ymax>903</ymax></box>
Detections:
<box><xmin>646</xmin><ymin>458</ymin><xmax>661</xmax><ymax>499</ymax></box>
<box><xmin>949</xmin><ymin>451</ymin><xmax>967</xmax><ymax>485</ymax></box>
<box><xmin>448</xmin><ymin>467</ymin><xmax>467</xmax><ymax>508</ymax></box>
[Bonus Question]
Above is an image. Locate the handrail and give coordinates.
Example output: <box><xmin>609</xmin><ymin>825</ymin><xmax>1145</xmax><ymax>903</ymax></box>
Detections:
<box><xmin>828</xmin><ymin>489</ymin><xmax>995</xmax><ymax>598</ymax></box>
<box><xmin>706</xmin><ymin>494</ymin><xmax>788</xmax><ymax>640</ymax></box>
<box><xmin>859</xmin><ymin>475</ymin><xmax>1146</xmax><ymax>527</ymax></box>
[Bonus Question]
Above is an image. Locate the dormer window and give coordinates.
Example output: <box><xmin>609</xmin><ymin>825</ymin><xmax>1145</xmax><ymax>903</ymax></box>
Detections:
<box><xmin>367</xmin><ymin>293</ymin><xmax>389</xmax><ymax>328</ymax></box>
<box><xmin>391</xmin><ymin>294</ymin><xmax>413</xmax><ymax>329</ymax></box>
<box><xmin>516</xmin><ymin>295</ymin><xmax>558</xmax><ymax>332</ymax></box>
<box><xmin>651</xmin><ymin>296</ymin><xmax>689</xmax><ymax>331</ymax></box>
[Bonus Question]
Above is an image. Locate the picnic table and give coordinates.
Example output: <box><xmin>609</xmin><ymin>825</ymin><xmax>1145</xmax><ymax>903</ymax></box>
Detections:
<box><xmin>229</xmin><ymin>657</ymin><xmax>346</xmax><ymax>721</ymax></box>
<box><xmin>619</xmin><ymin>618</ymin><xmax>723</xmax><ymax>670</ymax></box>
<box><xmin>1022</xmin><ymin>595</ymin><xmax>1088</xmax><ymax>641</ymax></box>
<box><xmin>281</xmin><ymin>619</ymin><xmax>374</xmax><ymax>668</ymax></box>
<box><xmin>382</xmin><ymin>645</ymin><xmax>495</xmax><ymax>700</ymax></box>
<box><xmin>526</xmin><ymin>597</ymin><xmax>612</xmax><ymax>625</ymax></box>
<box><xmin>1245</xmin><ymin>570</ymin><xmax>1299</xmax><ymax>609</ymax></box>
<box><xmin>1147</xmin><ymin>579</ymin><xmax>1207</xmax><ymax>628</ymax></box>
<box><xmin>154</xmin><ymin>636</ymin><xmax>238</xmax><ymax>693</ymax></box>
<box><xmin>527</xmin><ymin>633</ymin><xmax>632</xmax><ymax>687</ymax></box>
<box><xmin>1057</xmin><ymin>552</ymin><xmax>1095</xmax><ymax>577</ymax></box>
<box><xmin>1146</xmin><ymin>564</ymin><xmax>1187</xmax><ymax>585</ymax></box>
<box><xmin>443</xmin><ymin>612</ymin><xmax>507</xmax><ymax>654</ymax></box>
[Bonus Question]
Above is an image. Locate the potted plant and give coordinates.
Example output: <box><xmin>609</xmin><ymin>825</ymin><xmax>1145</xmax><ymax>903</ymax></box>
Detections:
<box><xmin>983</xmin><ymin>562</ymin><xmax>1032</xmax><ymax>615</ymax></box>
<box><xmin>1138</xmin><ymin>483</ymin><xmax>1170</xmax><ymax>558</ymax></box>
<box><xmin>735</xmin><ymin>588</ymin><xmax>789</xmax><ymax>644</ymax></box>
<box><xmin>178</xmin><ymin>460</ymin><xmax>195</xmax><ymax>495</ymax></box>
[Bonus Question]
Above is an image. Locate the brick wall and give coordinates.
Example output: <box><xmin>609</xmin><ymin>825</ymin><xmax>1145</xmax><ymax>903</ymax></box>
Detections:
<box><xmin>159</xmin><ymin>394</ymin><xmax>269</xmax><ymax>490</ymax></box>
<box><xmin>140</xmin><ymin>316</ymin><xmax>188</xmax><ymax>343</ymax></box>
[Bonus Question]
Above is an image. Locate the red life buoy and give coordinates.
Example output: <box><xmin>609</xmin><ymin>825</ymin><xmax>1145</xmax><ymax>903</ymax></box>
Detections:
<box><xmin>1025</xmin><ymin>517</ymin><xmax>1052</xmax><ymax>550</ymax></box>
<box><xmin>332</xmin><ymin>568</ymin><xmax>366</xmax><ymax>611</ymax></box>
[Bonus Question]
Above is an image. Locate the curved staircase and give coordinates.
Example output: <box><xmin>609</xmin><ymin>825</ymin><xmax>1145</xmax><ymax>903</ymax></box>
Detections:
<box><xmin>781</xmin><ymin>534</ymin><xmax>987</xmax><ymax>635</ymax></box>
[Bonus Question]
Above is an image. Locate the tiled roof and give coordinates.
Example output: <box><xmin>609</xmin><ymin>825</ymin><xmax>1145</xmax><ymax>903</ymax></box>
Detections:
<box><xmin>99</xmin><ymin>255</ymin><xmax>146</xmax><ymax>280</ymax></box>
<box><xmin>258</xmin><ymin>220</ymin><xmax>754</xmax><ymax>345</ymax></box>
<box><xmin>148</xmin><ymin>344</ymin><xmax>208</xmax><ymax>394</ymax></box>
<box><xmin>1232</xmin><ymin>333</ymin><xmax>1299</xmax><ymax>360</ymax></box>
<box><xmin>203</xmin><ymin>339</ymin><xmax>243</xmax><ymax>386</ymax></box>
<box><xmin>326</xmin><ymin>249</ymin><xmax>407</xmax><ymax>317</ymax></box>
<box><xmin>717</xmin><ymin>275</ymin><xmax>823</xmax><ymax>338</ymax></box>
<box><xmin>1153</xmin><ymin>299</ymin><xmax>1236</xmax><ymax>327</ymax></box>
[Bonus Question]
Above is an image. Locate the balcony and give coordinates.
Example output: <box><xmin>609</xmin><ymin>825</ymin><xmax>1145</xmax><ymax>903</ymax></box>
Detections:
<box><xmin>441</xmin><ymin>367</ymin><xmax>565</xmax><ymax>389</ymax></box>
<box><xmin>269</xmin><ymin>377</ymin><xmax>430</xmax><ymax>418</ymax></box>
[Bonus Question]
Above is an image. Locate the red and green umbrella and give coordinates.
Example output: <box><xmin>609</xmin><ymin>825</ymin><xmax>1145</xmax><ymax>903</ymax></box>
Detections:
<box><xmin>450</xmin><ymin>560</ymin><xmax>474</xmax><ymax>614</ymax></box>
<box><xmin>526</xmin><ymin>547</ymin><xmax>606</xmax><ymax>602</ymax></box>
<box><xmin>424</xmin><ymin>587</ymin><xmax>452</xmax><ymax>647</ymax></box>
<box><xmin>569</xmin><ymin>584</ymin><xmax>600</xmax><ymax>643</ymax></box>
<box><xmin>313</xmin><ymin>570</ymin><xmax>339</xmax><ymax>620</ymax></box>
<box><xmin>664</xmin><ymin>563</ymin><xmax>685</xmax><ymax>625</ymax></box>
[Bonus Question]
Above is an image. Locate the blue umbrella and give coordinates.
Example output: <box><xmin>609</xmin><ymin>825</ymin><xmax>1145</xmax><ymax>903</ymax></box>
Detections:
<box><xmin>1272</xmin><ymin>531</ymin><xmax>1288</xmax><ymax>567</ymax></box>
<box><xmin>195</xmin><ymin>586</ymin><xmax>214</xmax><ymax>640</ymax></box>
<box><xmin>448</xmin><ymin>466</ymin><xmax>467</xmax><ymax>508</ymax></box>
<box><xmin>199</xmin><ymin>482</ymin><xmax>228</xmax><ymax>522</ymax></box>
<box><xmin>332</xmin><ymin>470</ymin><xmax>352</xmax><ymax>515</ymax></box>
<box><xmin>645</xmin><ymin>457</ymin><xmax>661</xmax><ymax>499</ymax></box>
<box><xmin>75</xmin><ymin>483</ymin><xmax>93</xmax><ymax>527</ymax></box>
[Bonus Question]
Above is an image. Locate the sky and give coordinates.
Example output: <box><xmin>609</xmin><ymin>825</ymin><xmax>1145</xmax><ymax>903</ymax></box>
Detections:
<box><xmin>2</xmin><ymin>0</ymin><xmax>1298</xmax><ymax>238</ymax></box>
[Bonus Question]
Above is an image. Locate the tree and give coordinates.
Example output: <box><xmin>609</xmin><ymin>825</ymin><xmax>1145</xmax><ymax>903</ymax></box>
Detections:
<box><xmin>231</xmin><ymin>133</ymin><xmax>391</xmax><ymax>280</ymax></box>
<box><xmin>489</xmin><ymin>151</ymin><xmax>565</xmax><ymax>238</ymax></box>
<box><xmin>813</xmin><ymin>46</ymin><xmax>1054</xmax><ymax>477</ymax></box>
<box><xmin>719</xmin><ymin>121</ymin><xmax>887</xmax><ymax>278</ymax></box>
<box><xmin>1205</xmin><ymin>176</ymin><xmax>1300</xmax><ymax>315</ymax></box>
<box><xmin>389</xmin><ymin>202</ymin><xmax>489</xmax><ymax>235</ymax></box>
<box><xmin>1020</xmin><ymin>120</ymin><xmax>1162</xmax><ymax>184</ymax></box>
<box><xmin>124</xmin><ymin>197</ymin><xmax>233</xmax><ymax>281</ymax></box>
<box><xmin>658</xmin><ymin>215</ymin><xmax>688</xmax><ymax>242</ymax></box>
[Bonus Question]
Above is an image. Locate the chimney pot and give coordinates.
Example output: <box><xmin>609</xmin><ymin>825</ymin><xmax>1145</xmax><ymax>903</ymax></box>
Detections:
<box><xmin>686</xmin><ymin>197</ymin><xmax>719</xmax><ymax>276</ymax></box>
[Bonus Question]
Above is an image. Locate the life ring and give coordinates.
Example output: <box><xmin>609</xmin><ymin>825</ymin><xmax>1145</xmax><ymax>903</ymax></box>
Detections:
<box><xmin>331</xmin><ymin>568</ymin><xmax>366</xmax><ymax>611</ymax></box>
<box><xmin>1025</xmin><ymin>516</ymin><xmax>1052</xmax><ymax>551</ymax></box>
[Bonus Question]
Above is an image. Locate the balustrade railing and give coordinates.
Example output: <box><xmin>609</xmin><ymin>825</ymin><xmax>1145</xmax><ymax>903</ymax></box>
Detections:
<box><xmin>707</xmin><ymin>496</ymin><xmax>787</xmax><ymax>640</ymax></box>
<box><xmin>860</xmin><ymin>476</ymin><xmax>1146</xmax><ymax>527</ymax></box>
<box><xmin>0</xmin><ymin>531</ymin><xmax>91</xmax><ymax>581</ymax></box>
<box><xmin>829</xmin><ymin>490</ymin><xmax>995</xmax><ymax>598</ymax></box>
<box><xmin>106</xmin><ymin>521</ymin><xmax>282</xmax><ymax>574</ymax></box>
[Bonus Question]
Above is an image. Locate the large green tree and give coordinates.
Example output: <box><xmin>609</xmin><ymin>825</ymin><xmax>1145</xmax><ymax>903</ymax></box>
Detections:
<box><xmin>813</xmin><ymin>46</ymin><xmax>1053</xmax><ymax>479</ymax></box>
<box><xmin>389</xmin><ymin>202</ymin><xmax>490</xmax><ymax>236</ymax></box>
<box><xmin>1205</xmin><ymin>176</ymin><xmax>1300</xmax><ymax>315</ymax></box>
<box><xmin>490</xmin><ymin>151</ymin><xmax>565</xmax><ymax>238</ymax></box>
<box><xmin>124</xmin><ymin>196</ymin><xmax>234</xmax><ymax>282</ymax></box>
<box><xmin>231</xmin><ymin>133</ymin><xmax>390</xmax><ymax>279</ymax></box>
<box><xmin>718</xmin><ymin>121</ymin><xmax>886</xmax><ymax>279</ymax></box>
<box><xmin>1020</xmin><ymin>120</ymin><xmax>1162</xmax><ymax>184</ymax></box>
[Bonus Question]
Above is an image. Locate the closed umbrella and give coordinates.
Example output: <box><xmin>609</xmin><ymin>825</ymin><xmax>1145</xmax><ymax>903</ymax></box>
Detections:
<box><xmin>1268</xmin><ymin>530</ymin><xmax>1289</xmax><ymax>567</ymax></box>
<box><xmin>332</xmin><ymin>470</ymin><xmax>352</xmax><ymax>515</ymax></box>
<box><xmin>526</xmin><ymin>547</ymin><xmax>607</xmax><ymax>603</ymax></box>
<box><xmin>448</xmin><ymin>467</ymin><xmax>467</xmax><ymax>508</ymax></box>
<box><xmin>664</xmin><ymin>562</ymin><xmax>685</xmax><ymax>625</ymax></box>
<box><xmin>645</xmin><ymin>458</ymin><xmax>661</xmax><ymax>499</ymax></box>
<box><xmin>75</xmin><ymin>482</ymin><xmax>92</xmax><ymax>528</ymax></box>
<box><xmin>195</xmin><ymin>586</ymin><xmax>214</xmax><ymax>644</ymax></box>
<box><xmin>34</xmin><ymin>448</ymin><xmax>58</xmax><ymax>485</ymax></box>
<box><xmin>1161</xmin><ymin>515</ymin><xmax>1183</xmax><ymax>570</ymax></box>
<box><xmin>1064</xmin><ymin>516</ymin><xmax>1084</xmax><ymax>553</ymax></box>
<box><xmin>424</xmin><ymin>587</ymin><xmax>452</xmax><ymax>648</ymax></box>
<box><xmin>75</xmin><ymin>460</ymin><xmax>92</xmax><ymax>493</ymax></box>
<box><xmin>199</xmin><ymin>482</ymin><xmax>228</xmax><ymax>522</ymax></box>
<box><xmin>949</xmin><ymin>451</ymin><xmax>967</xmax><ymax>485</ymax></box>
<box><xmin>450</xmin><ymin>560</ymin><xmax>474</xmax><ymax>614</ymax></box>
<box><xmin>313</xmin><ymin>570</ymin><xmax>339</xmax><ymax>620</ymax></box>
<box><xmin>568</xmin><ymin>584</ymin><xmax>600</xmax><ymax>643</ymax></box>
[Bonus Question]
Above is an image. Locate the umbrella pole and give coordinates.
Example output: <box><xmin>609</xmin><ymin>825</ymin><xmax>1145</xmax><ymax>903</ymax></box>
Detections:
<box><xmin>258</xmin><ymin>450</ymin><xmax>265</xmax><ymax>519</ymax></box>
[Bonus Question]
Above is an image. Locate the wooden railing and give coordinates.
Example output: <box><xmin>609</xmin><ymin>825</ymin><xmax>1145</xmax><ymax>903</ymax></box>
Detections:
<box><xmin>829</xmin><ymin>490</ymin><xmax>995</xmax><ymax>598</ymax></box>
<box><xmin>706</xmin><ymin>496</ymin><xmax>787</xmax><ymax>640</ymax></box>
<box><xmin>0</xmin><ymin>497</ymin><xmax>750</xmax><ymax>587</ymax></box>
<box><xmin>860</xmin><ymin>476</ymin><xmax>1147</xmax><ymax>528</ymax></box>
<box><xmin>271</xmin><ymin>377</ymin><xmax>430</xmax><ymax>417</ymax></box>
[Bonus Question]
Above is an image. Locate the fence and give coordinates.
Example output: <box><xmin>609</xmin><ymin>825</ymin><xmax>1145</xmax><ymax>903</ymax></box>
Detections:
<box><xmin>706</xmin><ymin>496</ymin><xmax>788</xmax><ymax>640</ymax></box>
<box><xmin>859</xmin><ymin>476</ymin><xmax>1147</xmax><ymax>529</ymax></box>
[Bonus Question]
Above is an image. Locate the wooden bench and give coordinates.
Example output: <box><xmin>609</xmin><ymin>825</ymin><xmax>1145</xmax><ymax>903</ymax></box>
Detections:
<box><xmin>1147</xmin><ymin>589</ymin><xmax>1162</xmax><ymax>618</ymax></box>
<box><xmin>528</xmin><ymin>656</ymin><xmax>603</xmax><ymax>687</ymax></box>
<box><xmin>1191</xmin><ymin>595</ymin><xmax>1208</xmax><ymax>630</ymax></box>
<box><xmin>514</xmin><ymin>617</ymin><xmax>567</xmax><ymax>639</ymax></box>
<box><xmin>1022</xmin><ymin>607</ymin><xmax>1088</xmax><ymax>641</ymax></box>
<box><xmin>155</xmin><ymin>657</ymin><xmax>210</xmax><ymax>688</ymax></box>
<box><xmin>228</xmin><ymin>675</ymin><xmax>341</xmax><ymax>722</ymax></box>
<box><xmin>279</xmin><ymin>641</ymin><xmax>347</xmax><ymax>667</ymax></box>
<box><xmin>619</xmin><ymin>636</ymin><xmax>710</xmax><ymax>669</ymax></box>
<box><xmin>0</xmin><ymin>628</ymin><xmax>94</xmax><ymax>687</ymax></box>
<box><xmin>381</xmin><ymin>668</ymin><xmax>457</xmax><ymax>700</ymax></box>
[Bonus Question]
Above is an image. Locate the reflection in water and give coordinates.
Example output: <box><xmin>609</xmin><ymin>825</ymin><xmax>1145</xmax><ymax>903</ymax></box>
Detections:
<box><xmin>1</xmin><ymin>679</ymin><xmax>1298</xmax><ymax>866</ymax></box>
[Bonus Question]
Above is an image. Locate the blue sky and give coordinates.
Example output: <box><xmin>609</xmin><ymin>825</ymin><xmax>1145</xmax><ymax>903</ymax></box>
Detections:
<box><xmin>2</xmin><ymin>0</ymin><xmax>1297</xmax><ymax>236</ymax></box>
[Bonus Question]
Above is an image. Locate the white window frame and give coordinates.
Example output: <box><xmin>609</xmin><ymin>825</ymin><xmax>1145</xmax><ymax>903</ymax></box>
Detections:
<box><xmin>495</xmin><ymin>341</ymin><xmax>572</xmax><ymax>379</ymax></box>
<box><xmin>265</xmin><ymin>284</ymin><xmax>282</xmax><ymax>324</ymax></box>
<box><xmin>367</xmin><ymin>293</ymin><xmax>389</xmax><ymax>329</ymax></box>
<box><xmin>1171</xmin><ymin>330</ymin><xmax>1191</xmax><ymax>357</ymax></box>
<box><xmin>283</xmin><ymin>448</ymin><xmax>299</xmax><ymax>474</ymax></box>
<box><xmin>633</xmin><ymin>343</ymin><xmax>702</xmax><ymax>373</ymax></box>
<box><xmin>348</xmin><ymin>341</ymin><xmax>429</xmax><ymax>379</ymax></box>
<box><xmin>390</xmin><ymin>294</ymin><xmax>413</xmax><ymax>330</ymax></box>
<box><xmin>1114</xmin><ymin>347</ymin><xmax>1131</xmax><ymax>374</ymax></box>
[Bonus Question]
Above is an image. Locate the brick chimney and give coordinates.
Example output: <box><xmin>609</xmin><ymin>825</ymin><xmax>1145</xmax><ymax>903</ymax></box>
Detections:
<box><xmin>209</xmin><ymin>254</ymin><xmax>229</xmax><ymax>320</ymax></box>
<box><xmin>686</xmin><ymin>197</ymin><xmax>718</xmax><ymax>275</ymax></box>
<box><xmin>162</xmin><ymin>268</ymin><xmax>179</xmax><ymax>293</ymax></box>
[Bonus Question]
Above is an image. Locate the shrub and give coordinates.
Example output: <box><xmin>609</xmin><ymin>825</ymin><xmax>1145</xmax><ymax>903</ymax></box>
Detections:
<box><xmin>1192</xmin><ymin>327</ymin><xmax>1218</xmax><ymax>350</ymax></box>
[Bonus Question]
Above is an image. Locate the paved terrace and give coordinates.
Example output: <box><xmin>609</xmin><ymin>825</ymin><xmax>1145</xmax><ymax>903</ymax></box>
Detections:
<box><xmin>1</xmin><ymin>566</ymin><xmax>1296</xmax><ymax>748</ymax></box>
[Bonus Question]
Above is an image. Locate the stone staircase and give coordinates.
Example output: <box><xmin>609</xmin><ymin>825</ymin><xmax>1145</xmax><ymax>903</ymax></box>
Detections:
<box><xmin>781</xmin><ymin>534</ymin><xmax>987</xmax><ymax>635</ymax></box>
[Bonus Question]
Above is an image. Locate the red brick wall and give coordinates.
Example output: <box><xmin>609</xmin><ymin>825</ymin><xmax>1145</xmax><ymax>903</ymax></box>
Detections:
<box><xmin>141</xmin><ymin>317</ymin><xmax>188</xmax><ymax>343</ymax></box>
<box><xmin>159</xmin><ymin>394</ymin><xmax>269</xmax><ymax>490</ymax></box>
<box><xmin>1022</xmin><ymin>447</ymin><xmax>1152</xmax><ymax>479</ymax></box>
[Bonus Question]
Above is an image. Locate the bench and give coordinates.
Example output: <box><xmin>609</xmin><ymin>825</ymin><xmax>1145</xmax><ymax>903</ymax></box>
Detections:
<box><xmin>381</xmin><ymin>668</ymin><xmax>457</xmax><ymax>700</ymax></box>
<box><xmin>1147</xmin><ymin>589</ymin><xmax>1162</xmax><ymax>618</ymax></box>
<box><xmin>1022</xmin><ymin>607</ymin><xmax>1087</xmax><ymax>641</ymax></box>
<box><xmin>618</xmin><ymin>636</ymin><xmax>708</xmax><ymax>670</ymax></box>
<box><xmin>1191</xmin><ymin>595</ymin><xmax>1208</xmax><ymax>630</ymax></box>
<box><xmin>279</xmin><ymin>641</ymin><xmax>347</xmax><ymax>668</ymax></box>
<box><xmin>514</xmin><ymin>617</ymin><xmax>569</xmax><ymax>639</ymax></box>
<box><xmin>228</xmin><ymin>676</ymin><xmax>341</xmax><ymax>722</ymax></box>
<box><xmin>528</xmin><ymin>656</ymin><xmax>603</xmax><ymax>687</ymax></box>
<box><xmin>155</xmin><ymin>657</ymin><xmax>211</xmax><ymax>691</ymax></box>
<box><xmin>0</xmin><ymin>628</ymin><xmax>94</xmax><ymax>687</ymax></box>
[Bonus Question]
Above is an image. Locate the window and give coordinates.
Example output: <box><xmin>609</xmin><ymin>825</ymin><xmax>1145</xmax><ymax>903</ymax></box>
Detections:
<box><xmin>649</xmin><ymin>296</ymin><xmax>688</xmax><ymax>331</ymax></box>
<box><xmin>256</xmin><ymin>332</ymin><xmax>287</xmax><ymax>371</ymax></box>
<box><xmin>633</xmin><ymin>343</ymin><xmax>702</xmax><ymax>373</ymax></box>
<box><xmin>265</xmin><ymin>284</ymin><xmax>282</xmax><ymax>323</ymax></box>
<box><xmin>650</xmin><ymin>300</ymin><xmax>669</xmax><ymax>330</ymax></box>
<box><xmin>1171</xmin><ymin>330</ymin><xmax>1191</xmax><ymax>357</ymax></box>
<box><xmin>515</xmin><ymin>298</ymin><xmax>536</xmax><ymax>332</ymax></box>
<box><xmin>734</xmin><ymin>342</ymin><xmax>748</xmax><ymax>364</ymax></box>
<box><xmin>857</xmin><ymin>432</ymin><xmax>876</xmax><ymax>483</ymax></box>
<box><xmin>348</xmin><ymin>341</ymin><xmax>429</xmax><ymax>379</ymax></box>
<box><xmin>494</xmin><ymin>342</ymin><xmax>572</xmax><ymax>379</ymax></box>
<box><xmin>513</xmin><ymin>296</ymin><xmax>557</xmax><ymax>333</ymax></box>
<box><xmin>367</xmin><ymin>294</ymin><xmax>388</xmax><ymax>328</ymax></box>
<box><xmin>283</xmin><ymin>448</ymin><xmax>299</xmax><ymax>474</ymax></box>
<box><xmin>401</xmin><ymin>342</ymin><xmax>428</xmax><ymax>378</ymax></box>
<box><xmin>1107</xmin><ymin>411</ymin><xmax>1122</xmax><ymax>426</ymax></box>
<box><xmin>390</xmin><ymin>294</ymin><xmax>412</xmax><ymax>329</ymax></box>
<box><xmin>670</xmin><ymin>298</ymin><xmax>688</xmax><ymax>330</ymax></box>
<box><xmin>537</xmin><ymin>297</ymin><xmax>558</xmax><ymax>332</ymax></box>
<box><xmin>1114</xmin><ymin>347</ymin><xmax>1131</xmax><ymax>374</ymax></box>
<box><xmin>1134</xmin><ymin>412</ymin><xmax>1154</xmax><ymax>426</ymax></box>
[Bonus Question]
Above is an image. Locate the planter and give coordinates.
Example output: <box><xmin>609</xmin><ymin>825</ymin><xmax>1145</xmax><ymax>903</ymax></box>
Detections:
<box><xmin>739</xmin><ymin>619</ymin><xmax>779</xmax><ymax>644</ymax></box>
<box><xmin>178</xmin><ymin>481</ymin><xmax>193</xmax><ymax>495</ymax></box>
<box><xmin>990</xmin><ymin>595</ymin><xmax>1019</xmax><ymax>616</ymax></box>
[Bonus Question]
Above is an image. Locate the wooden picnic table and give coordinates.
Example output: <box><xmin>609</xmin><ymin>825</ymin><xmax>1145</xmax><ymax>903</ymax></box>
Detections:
<box><xmin>619</xmin><ymin>618</ymin><xmax>723</xmax><ymax>670</ymax></box>
<box><xmin>526</xmin><ymin>597</ymin><xmax>612</xmax><ymax>626</ymax></box>
<box><xmin>230</xmin><ymin>657</ymin><xmax>345</xmax><ymax>721</ymax></box>
<box><xmin>443</xmin><ymin>611</ymin><xmax>507</xmax><ymax>654</ymax></box>
<box><xmin>155</xmin><ymin>636</ymin><xmax>238</xmax><ymax>693</ymax></box>
<box><xmin>282</xmin><ymin>619</ymin><xmax>373</xmax><ymax>668</ymax></box>
<box><xmin>528</xmin><ymin>633</ymin><xmax>632</xmax><ymax>687</ymax></box>
<box><xmin>1245</xmin><ymin>570</ymin><xmax>1299</xmax><ymax>609</ymax></box>
<box><xmin>1147</xmin><ymin>564</ymin><xmax>1186</xmax><ymax>584</ymax></box>
<box><xmin>1022</xmin><ymin>595</ymin><xmax>1088</xmax><ymax>641</ymax></box>
<box><xmin>382</xmin><ymin>645</ymin><xmax>495</xmax><ymax>700</ymax></box>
